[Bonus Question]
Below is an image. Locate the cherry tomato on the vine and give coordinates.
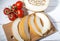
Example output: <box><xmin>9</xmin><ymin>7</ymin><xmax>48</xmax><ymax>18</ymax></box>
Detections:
<box><xmin>11</xmin><ymin>4</ymin><xmax>17</xmax><ymax>11</ymax></box>
<box><xmin>16</xmin><ymin>1</ymin><xmax>23</xmax><ymax>9</ymax></box>
<box><xmin>16</xmin><ymin>9</ymin><xmax>24</xmax><ymax>18</ymax></box>
<box><xmin>8</xmin><ymin>12</ymin><xmax>17</xmax><ymax>21</ymax></box>
<box><xmin>3</xmin><ymin>8</ymin><xmax>10</xmax><ymax>15</ymax></box>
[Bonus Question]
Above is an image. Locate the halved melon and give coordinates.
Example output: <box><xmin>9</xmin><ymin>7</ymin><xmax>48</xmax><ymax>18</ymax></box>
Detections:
<box><xmin>18</xmin><ymin>16</ymin><xmax>30</xmax><ymax>41</ymax></box>
<box><xmin>24</xmin><ymin>0</ymin><xmax>49</xmax><ymax>12</ymax></box>
<box><xmin>12</xmin><ymin>18</ymin><xmax>24</xmax><ymax>41</ymax></box>
<box><xmin>34</xmin><ymin>13</ymin><xmax>51</xmax><ymax>34</ymax></box>
<box><xmin>28</xmin><ymin>14</ymin><xmax>43</xmax><ymax>36</ymax></box>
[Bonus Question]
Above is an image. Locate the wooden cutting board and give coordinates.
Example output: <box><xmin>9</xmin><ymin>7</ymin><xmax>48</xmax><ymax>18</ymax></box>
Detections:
<box><xmin>3</xmin><ymin>22</ymin><xmax>56</xmax><ymax>41</ymax></box>
<box><xmin>3</xmin><ymin>22</ymin><xmax>17</xmax><ymax>41</ymax></box>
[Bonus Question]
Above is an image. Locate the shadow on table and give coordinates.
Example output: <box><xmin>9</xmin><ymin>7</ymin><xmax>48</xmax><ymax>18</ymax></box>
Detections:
<box><xmin>47</xmin><ymin>14</ymin><xmax>57</xmax><ymax>31</ymax></box>
<box><xmin>45</xmin><ymin>0</ymin><xmax>59</xmax><ymax>12</ymax></box>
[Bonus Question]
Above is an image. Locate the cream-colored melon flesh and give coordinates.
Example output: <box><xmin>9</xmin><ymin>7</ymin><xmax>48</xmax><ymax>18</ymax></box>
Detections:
<box><xmin>12</xmin><ymin>18</ymin><xmax>24</xmax><ymax>41</ymax></box>
<box><xmin>35</xmin><ymin>13</ymin><xmax>51</xmax><ymax>34</ymax></box>
<box><xmin>34</xmin><ymin>16</ymin><xmax>42</xmax><ymax>33</ymax></box>
<box><xmin>18</xmin><ymin>16</ymin><xmax>30</xmax><ymax>41</ymax></box>
<box><xmin>24</xmin><ymin>0</ymin><xmax>49</xmax><ymax>12</ymax></box>
<box><xmin>28</xmin><ymin>14</ymin><xmax>43</xmax><ymax>36</ymax></box>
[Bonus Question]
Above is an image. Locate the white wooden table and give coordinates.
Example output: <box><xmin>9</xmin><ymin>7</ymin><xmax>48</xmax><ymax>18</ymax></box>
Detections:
<box><xmin>0</xmin><ymin>0</ymin><xmax>60</xmax><ymax>41</ymax></box>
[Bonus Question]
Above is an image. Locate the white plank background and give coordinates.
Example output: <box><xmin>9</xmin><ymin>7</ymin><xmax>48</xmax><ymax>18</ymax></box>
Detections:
<box><xmin>0</xmin><ymin>0</ymin><xmax>60</xmax><ymax>41</ymax></box>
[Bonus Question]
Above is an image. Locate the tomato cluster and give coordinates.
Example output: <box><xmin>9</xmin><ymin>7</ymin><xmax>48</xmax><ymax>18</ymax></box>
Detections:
<box><xmin>3</xmin><ymin>1</ymin><xmax>24</xmax><ymax>21</ymax></box>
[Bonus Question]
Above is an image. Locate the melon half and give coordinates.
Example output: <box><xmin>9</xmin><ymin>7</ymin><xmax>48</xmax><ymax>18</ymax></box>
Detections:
<box><xmin>24</xmin><ymin>0</ymin><xmax>49</xmax><ymax>12</ymax></box>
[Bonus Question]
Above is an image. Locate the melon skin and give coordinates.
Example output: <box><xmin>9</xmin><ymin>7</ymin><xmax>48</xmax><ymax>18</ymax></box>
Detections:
<box><xmin>18</xmin><ymin>16</ymin><xmax>30</xmax><ymax>41</ymax></box>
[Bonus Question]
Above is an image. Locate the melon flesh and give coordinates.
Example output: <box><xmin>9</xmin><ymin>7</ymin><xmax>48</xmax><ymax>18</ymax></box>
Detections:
<box><xmin>24</xmin><ymin>0</ymin><xmax>49</xmax><ymax>11</ymax></box>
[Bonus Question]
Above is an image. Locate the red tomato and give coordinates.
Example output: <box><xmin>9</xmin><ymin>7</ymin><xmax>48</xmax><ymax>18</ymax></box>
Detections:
<box><xmin>8</xmin><ymin>12</ymin><xmax>17</xmax><ymax>21</ymax></box>
<box><xmin>11</xmin><ymin>4</ymin><xmax>17</xmax><ymax>11</ymax></box>
<box><xmin>16</xmin><ymin>1</ymin><xmax>23</xmax><ymax>9</ymax></box>
<box><xmin>16</xmin><ymin>9</ymin><xmax>24</xmax><ymax>18</ymax></box>
<box><xmin>3</xmin><ymin>8</ymin><xmax>10</xmax><ymax>15</ymax></box>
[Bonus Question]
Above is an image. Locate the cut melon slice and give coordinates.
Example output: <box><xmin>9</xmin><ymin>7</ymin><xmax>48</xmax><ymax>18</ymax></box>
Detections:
<box><xmin>18</xmin><ymin>16</ymin><xmax>30</xmax><ymax>41</ymax></box>
<box><xmin>12</xmin><ymin>18</ymin><xmax>24</xmax><ymax>41</ymax></box>
<box><xmin>28</xmin><ymin>14</ymin><xmax>43</xmax><ymax>36</ymax></box>
<box><xmin>34</xmin><ymin>15</ymin><xmax>42</xmax><ymax>33</ymax></box>
<box><xmin>24</xmin><ymin>0</ymin><xmax>49</xmax><ymax>12</ymax></box>
<box><xmin>35</xmin><ymin>13</ymin><xmax>51</xmax><ymax>34</ymax></box>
